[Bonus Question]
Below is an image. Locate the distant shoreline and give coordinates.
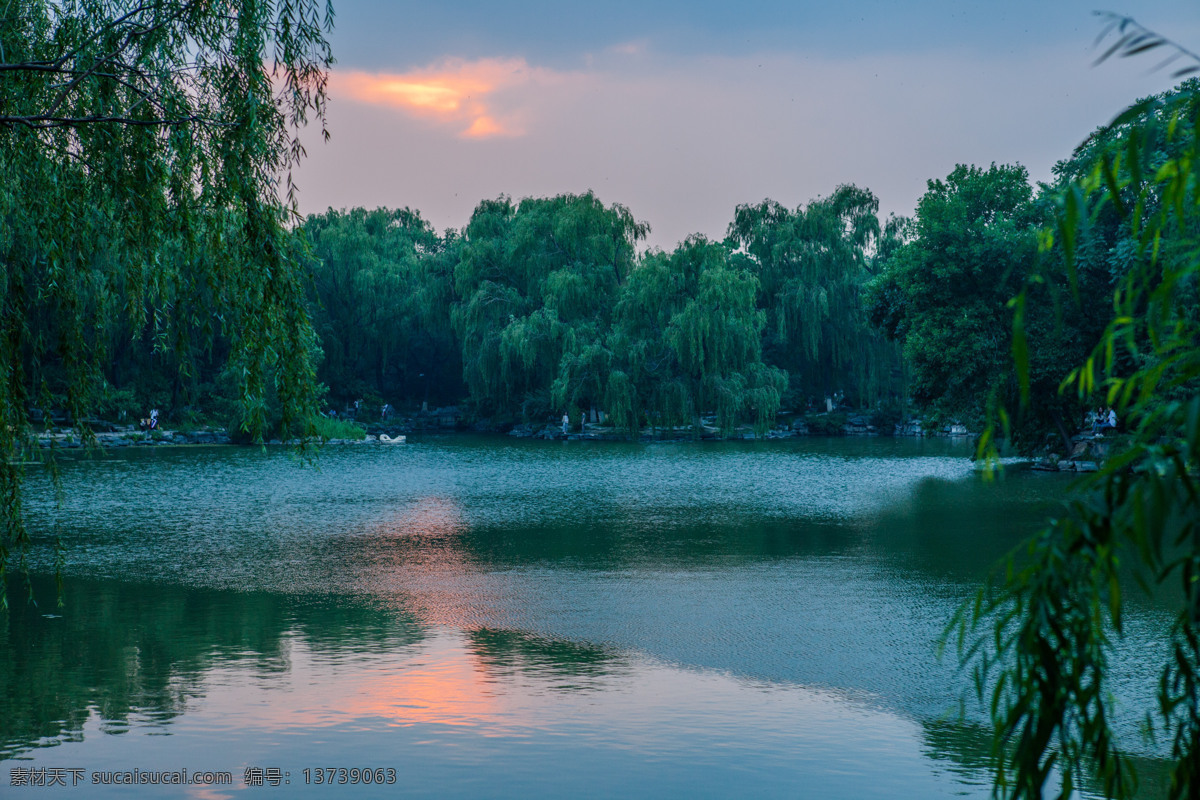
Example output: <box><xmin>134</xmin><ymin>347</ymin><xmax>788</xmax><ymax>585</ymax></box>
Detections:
<box><xmin>26</xmin><ymin>415</ymin><xmax>980</xmax><ymax>452</ymax></box>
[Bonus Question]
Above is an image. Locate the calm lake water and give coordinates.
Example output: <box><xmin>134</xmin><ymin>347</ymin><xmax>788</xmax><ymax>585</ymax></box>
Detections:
<box><xmin>1</xmin><ymin>436</ymin><xmax>1172</xmax><ymax>797</ymax></box>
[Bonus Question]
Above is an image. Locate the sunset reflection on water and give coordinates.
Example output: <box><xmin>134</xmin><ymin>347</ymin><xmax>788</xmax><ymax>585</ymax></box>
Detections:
<box><xmin>348</xmin><ymin>495</ymin><xmax>514</xmax><ymax>630</ymax></box>
<box><xmin>229</xmin><ymin>631</ymin><xmax>519</xmax><ymax>735</ymax></box>
<box><xmin>165</xmin><ymin>623</ymin><xmax>981</xmax><ymax>799</ymax></box>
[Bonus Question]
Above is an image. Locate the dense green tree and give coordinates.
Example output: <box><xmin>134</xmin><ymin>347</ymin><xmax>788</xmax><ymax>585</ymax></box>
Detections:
<box><xmin>866</xmin><ymin>164</ymin><xmax>1056</xmax><ymax>434</ymax></box>
<box><xmin>301</xmin><ymin>207</ymin><xmax>462</xmax><ymax>409</ymax></box>
<box><xmin>451</xmin><ymin>192</ymin><xmax>647</xmax><ymax>419</ymax></box>
<box><xmin>0</xmin><ymin>0</ymin><xmax>332</xmax><ymax>592</ymax></box>
<box><xmin>729</xmin><ymin>185</ymin><xmax>901</xmax><ymax>409</ymax></box>
<box><xmin>605</xmin><ymin>236</ymin><xmax>786</xmax><ymax>434</ymax></box>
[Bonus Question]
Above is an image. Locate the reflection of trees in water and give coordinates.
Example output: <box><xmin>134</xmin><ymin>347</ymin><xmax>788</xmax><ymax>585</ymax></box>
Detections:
<box><xmin>467</xmin><ymin>629</ymin><xmax>629</xmax><ymax>691</ymax></box>
<box><xmin>0</xmin><ymin>577</ymin><xmax>426</xmax><ymax>760</ymax></box>
<box><xmin>457</xmin><ymin>518</ymin><xmax>861</xmax><ymax>570</ymax></box>
<box><xmin>860</xmin><ymin>475</ymin><xmax>1070</xmax><ymax>582</ymax></box>
<box><xmin>918</xmin><ymin>719</ymin><xmax>995</xmax><ymax>790</ymax></box>
<box><xmin>918</xmin><ymin>717</ymin><xmax>1172</xmax><ymax>798</ymax></box>
<box><xmin>442</xmin><ymin>473</ymin><xmax>1067</xmax><ymax>586</ymax></box>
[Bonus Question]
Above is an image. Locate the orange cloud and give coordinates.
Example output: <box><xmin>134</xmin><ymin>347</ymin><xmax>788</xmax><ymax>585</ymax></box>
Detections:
<box><xmin>331</xmin><ymin>58</ymin><xmax>561</xmax><ymax>139</ymax></box>
<box><xmin>462</xmin><ymin>115</ymin><xmax>505</xmax><ymax>139</ymax></box>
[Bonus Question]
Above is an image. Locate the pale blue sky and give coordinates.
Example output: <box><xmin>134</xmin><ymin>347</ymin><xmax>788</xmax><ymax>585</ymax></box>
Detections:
<box><xmin>293</xmin><ymin>1</ymin><xmax>1199</xmax><ymax>248</ymax></box>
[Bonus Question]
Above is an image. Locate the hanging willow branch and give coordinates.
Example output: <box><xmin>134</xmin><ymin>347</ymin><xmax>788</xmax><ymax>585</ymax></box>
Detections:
<box><xmin>0</xmin><ymin>0</ymin><xmax>334</xmax><ymax>606</ymax></box>
<box><xmin>954</xmin><ymin>14</ymin><xmax>1200</xmax><ymax>799</ymax></box>
<box><xmin>1091</xmin><ymin>11</ymin><xmax>1200</xmax><ymax>79</ymax></box>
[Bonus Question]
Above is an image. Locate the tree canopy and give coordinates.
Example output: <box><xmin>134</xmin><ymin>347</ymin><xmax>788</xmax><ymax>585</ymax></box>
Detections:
<box><xmin>729</xmin><ymin>184</ymin><xmax>901</xmax><ymax>410</ymax></box>
<box><xmin>297</xmin><ymin>189</ymin><xmax>891</xmax><ymax>436</ymax></box>
<box><xmin>866</xmin><ymin>164</ymin><xmax>1044</xmax><ymax>430</ymax></box>
<box><xmin>605</xmin><ymin>235</ymin><xmax>786</xmax><ymax>433</ymax></box>
<box><xmin>451</xmin><ymin>192</ymin><xmax>647</xmax><ymax>419</ymax></box>
<box><xmin>301</xmin><ymin>207</ymin><xmax>462</xmax><ymax>409</ymax></box>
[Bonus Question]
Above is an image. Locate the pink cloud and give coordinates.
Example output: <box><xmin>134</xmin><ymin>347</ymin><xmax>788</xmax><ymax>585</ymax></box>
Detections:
<box><xmin>330</xmin><ymin>58</ymin><xmax>569</xmax><ymax>139</ymax></box>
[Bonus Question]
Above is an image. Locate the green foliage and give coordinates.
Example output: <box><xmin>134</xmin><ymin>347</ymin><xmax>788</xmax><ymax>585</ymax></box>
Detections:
<box><xmin>868</xmin><ymin>401</ymin><xmax>903</xmax><ymax>432</ymax></box>
<box><xmin>956</xmin><ymin>76</ymin><xmax>1200</xmax><ymax>799</ymax></box>
<box><xmin>865</xmin><ymin>164</ymin><xmax>1092</xmax><ymax>446</ymax></box>
<box><xmin>310</xmin><ymin>416</ymin><xmax>367</xmax><ymax>442</ymax></box>
<box><xmin>301</xmin><ymin>207</ymin><xmax>462</xmax><ymax>408</ymax></box>
<box><xmin>0</xmin><ymin>0</ymin><xmax>332</xmax><ymax>595</ymax></box>
<box><xmin>95</xmin><ymin>385</ymin><xmax>139</xmax><ymax>422</ymax></box>
<box><xmin>452</xmin><ymin>192</ymin><xmax>647</xmax><ymax>418</ymax></box>
<box><xmin>805</xmin><ymin>412</ymin><xmax>847</xmax><ymax>436</ymax></box>
<box><xmin>292</xmin><ymin>188</ymin><xmax>903</xmax><ymax>437</ymax></box>
<box><xmin>730</xmin><ymin>184</ymin><xmax>902</xmax><ymax>408</ymax></box>
<box><xmin>607</xmin><ymin>236</ymin><xmax>787</xmax><ymax>434</ymax></box>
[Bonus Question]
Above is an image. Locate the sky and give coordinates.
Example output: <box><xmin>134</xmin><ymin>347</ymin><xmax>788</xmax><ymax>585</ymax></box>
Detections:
<box><xmin>291</xmin><ymin>1</ymin><xmax>1200</xmax><ymax>250</ymax></box>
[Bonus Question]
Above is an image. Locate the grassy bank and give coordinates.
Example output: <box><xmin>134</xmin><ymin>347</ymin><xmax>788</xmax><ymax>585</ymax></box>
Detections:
<box><xmin>311</xmin><ymin>417</ymin><xmax>367</xmax><ymax>441</ymax></box>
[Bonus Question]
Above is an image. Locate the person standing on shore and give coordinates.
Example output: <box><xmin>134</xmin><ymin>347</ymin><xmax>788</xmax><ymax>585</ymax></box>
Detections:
<box><xmin>562</xmin><ymin>413</ymin><xmax>569</xmax><ymax>435</ymax></box>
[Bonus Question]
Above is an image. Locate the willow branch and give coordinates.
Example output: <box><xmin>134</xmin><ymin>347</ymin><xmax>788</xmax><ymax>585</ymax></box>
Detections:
<box><xmin>0</xmin><ymin>113</ymin><xmax>217</xmax><ymax>130</ymax></box>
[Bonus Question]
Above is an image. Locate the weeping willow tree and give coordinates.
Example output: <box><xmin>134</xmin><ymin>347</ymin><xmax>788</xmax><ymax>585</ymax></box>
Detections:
<box><xmin>605</xmin><ymin>235</ymin><xmax>787</xmax><ymax>435</ymax></box>
<box><xmin>0</xmin><ymin>0</ymin><xmax>333</xmax><ymax>599</ymax></box>
<box><xmin>728</xmin><ymin>184</ymin><xmax>902</xmax><ymax>409</ymax></box>
<box><xmin>301</xmin><ymin>207</ymin><xmax>462</xmax><ymax>408</ymax></box>
<box><xmin>451</xmin><ymin>191</ymin><xmax>647</xmax><ymax>419</ymax></box>
<box><xmin>952</xmin><ymin>22</ymin><xmax>1200</xmax><ymax>800</ymax></box>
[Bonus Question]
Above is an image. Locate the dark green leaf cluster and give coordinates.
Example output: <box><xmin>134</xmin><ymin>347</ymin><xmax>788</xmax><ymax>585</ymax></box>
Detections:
<box><xmin>301</xmin><ymin>207</ymin><xmax>462</xmax><ymax>409</ymax></box>
<box><xmin>867</xmin><ymin>155</ymin><xmax>1142</xmax><ymax>451</ymax></box>
<box><xmin>605</xmin><ymin>234</ymin><xmax>786</xmax><ymax>433</ymax></box>
<box><xmin>867</xmin><ymin>164</ymin><xmax>1065</xmax><ymax>440</ymax></box>
<box><xmin>729</xmin><ymin>184</ymin><xmax>903</xmax><ymax>412</ymax></box>
<box><xmin>451</xmin><ymin>192</ymin><xmax>645</xmax><ymax>419</ymax></box>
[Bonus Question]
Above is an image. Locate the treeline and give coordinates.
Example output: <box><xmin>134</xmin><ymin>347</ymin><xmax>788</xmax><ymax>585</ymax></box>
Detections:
<box><xmin>299</xmin><ymin>186</ymin><xmax>902</xmax><ymax>432</ymax></box>
<box><xmin>72</xmin><ymin>79</ymin><xmax>1199</xmax><ymax>448</ymax></box>
<box><xmin>63</xmin><ymin>184</ymin><xmax>898</xmax><ymax>438</ymax></box>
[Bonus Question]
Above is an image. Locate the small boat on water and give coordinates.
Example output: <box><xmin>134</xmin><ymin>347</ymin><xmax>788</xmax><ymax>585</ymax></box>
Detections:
<box><xmin>379</xmin><ymin>434</ymin><xmax>406</xmax><ymax>444</ymax></box>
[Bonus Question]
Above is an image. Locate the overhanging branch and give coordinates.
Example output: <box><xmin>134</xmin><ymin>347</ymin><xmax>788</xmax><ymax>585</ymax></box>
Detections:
<box><xmin>0</xmin><ymin>113</ymin><xmax>217</xmax><ymax>129</ymax></box>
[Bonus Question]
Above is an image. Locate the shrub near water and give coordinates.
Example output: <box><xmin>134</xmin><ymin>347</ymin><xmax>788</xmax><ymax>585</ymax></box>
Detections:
<box><xmin>311</xmin><ymin>417</ymin><xmax>367</xmax><ymax>441</ymax></box>
<box><xmin>806</xmin><ymin>413</ymin><xmax>848</xmax><ymax>436</ymax></box>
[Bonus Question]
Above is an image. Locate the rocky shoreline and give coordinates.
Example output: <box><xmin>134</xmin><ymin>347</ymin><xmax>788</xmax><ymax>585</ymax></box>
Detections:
<box><xmin>1027</xmin><ymin>433</ymin><xmax>1115</xmax><ymax>473</ymax></box>
<box><xmin>34</xmin><ymin>428</ymin><xmax>233</xmax><ymax>449</ymax></box>
<box><xmin>30</xmin><ymin>411</ymin><xmax>984</xmax><ymax>450</ymax></box>
<box><xmin>31</xmin><ymin>427</ymin><xmax>383</xmax><ymax>449</ymax></box>
<box><xmin>29</xmin><ymin>415</ymin><xmax>1113</xmax><ymax>474</ymax></box>
<box><xmin>500</xmin><ymin>414</ymin><xmax>975</xmax><ymax>442</ymax></box>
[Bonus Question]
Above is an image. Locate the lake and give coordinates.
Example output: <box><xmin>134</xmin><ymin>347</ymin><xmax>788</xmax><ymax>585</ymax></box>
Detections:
<box><xmin>1</xmin><ymin>436</ymin><xmax>1171</xmax><ymax>797</ymax></box>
